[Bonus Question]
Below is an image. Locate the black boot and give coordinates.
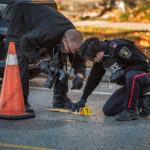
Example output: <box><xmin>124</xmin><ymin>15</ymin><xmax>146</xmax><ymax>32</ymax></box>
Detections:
<box><xmin>53</xmin><ymin>79</ymin><xmax>72</xmax><ymax>109</ymax></box>
<box><xmin>53</xmin><ymin>95</ymin><xmax>73</xmax><ymax>109</ymax></box>
<box><xmin>115</xmin><ymin>109</ymin><xmax>138</xmax><ymax>121</ymax></box>
<box><xmin>24</xmin><ymin>95</ymin><xmax>34</xmax><ymax>113</ymax></box>
<box><xmin>139</xmin><ymin>95</ymin><xmax>150</xmax><ymax>117</ymax></box>
<box><xmin>53</xmin><ymin>95</ymin><xmax>65</xmax><ymax>108</ymax></box>
<box><xmin>63</xmin><ymin>96</ymin><xmax>73</xmax><ymax>109</ymax></box>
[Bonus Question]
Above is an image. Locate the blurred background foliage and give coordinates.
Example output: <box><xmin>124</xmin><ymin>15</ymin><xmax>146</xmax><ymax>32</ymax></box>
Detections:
<box><xmin>74</xmin><ymin>26</ymin><xmax>150</xmax><ymax>67</ymax></box>
<box><xmin>57</xmin><ymin>0</ymin><xmax>150</xmax><ymax>23</ymax></box>
<box><xmin>76</xmin><ymin>26</ymin><xmax>150</xmax><ymax>57</ymax></box>
<box><xmin>56</xmin><ymin>0</ymin><xmax>150</xmax><ymax>60</ymax></box>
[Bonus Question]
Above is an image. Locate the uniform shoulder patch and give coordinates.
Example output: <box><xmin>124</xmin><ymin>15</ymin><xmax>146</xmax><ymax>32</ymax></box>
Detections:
<box><xmin>119</xmin><ymin>47</ymin><xmax>132</xmax><ymax>59</ymax></box>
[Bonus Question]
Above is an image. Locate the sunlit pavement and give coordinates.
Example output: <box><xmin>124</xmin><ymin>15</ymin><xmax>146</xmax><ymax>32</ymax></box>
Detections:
<box><xmin>0</xmin><ymin>78</ymin><xmax>150</xmax><ymax>150</ymax></box>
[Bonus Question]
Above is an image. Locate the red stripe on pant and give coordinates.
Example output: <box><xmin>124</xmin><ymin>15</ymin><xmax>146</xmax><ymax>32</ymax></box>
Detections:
<box><xmin>128</xmin><ymin>73</ymin><xmax>147</xmax><ymax>109</ymax></box>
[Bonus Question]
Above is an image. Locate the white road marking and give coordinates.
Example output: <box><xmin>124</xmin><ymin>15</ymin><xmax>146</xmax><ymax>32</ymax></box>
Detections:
<box><xmin>30</xmin><ymin>87</ymin><xmax>112</xmax><ymax>95</ymax></box>
<box><xmin>70</xmin><ymin>90</ymin><xmax>112</xmax><ymax>95</ymax></box>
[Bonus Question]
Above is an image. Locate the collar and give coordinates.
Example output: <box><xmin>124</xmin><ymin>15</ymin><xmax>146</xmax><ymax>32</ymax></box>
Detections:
<box><xmin>59</xmin><ymin>39</ymin><xmax>67</xmax><ymax>54</ymax></box>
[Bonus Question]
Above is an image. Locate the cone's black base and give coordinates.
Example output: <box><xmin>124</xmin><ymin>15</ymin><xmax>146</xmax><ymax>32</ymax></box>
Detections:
<box><xmin>0</xmin><ymin>112</ymin><xmax>35</xmax><ymax>120</ymax></box>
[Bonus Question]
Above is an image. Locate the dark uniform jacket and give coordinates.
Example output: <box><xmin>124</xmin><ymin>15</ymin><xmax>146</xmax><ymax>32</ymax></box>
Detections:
<box><xmin>81</xmin><ymin>39</ymin><xmax>149</xmax><ymax>100</ymax></box>
<box><xmin>6</xmin><ymin>2</ymin><xmax>86</xmax><ymax>75</ymax></box>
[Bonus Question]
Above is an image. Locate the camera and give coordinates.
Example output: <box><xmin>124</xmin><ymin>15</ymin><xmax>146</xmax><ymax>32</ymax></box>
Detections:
<box><xmin>45</xmin><ymin>76</ymin><xmax>54</xmax><ymax>89</ymax></box>
<box><xmin>45</xmin><ymin>67</ymin><xmax>69</xmax><ymax>89</ymax></box>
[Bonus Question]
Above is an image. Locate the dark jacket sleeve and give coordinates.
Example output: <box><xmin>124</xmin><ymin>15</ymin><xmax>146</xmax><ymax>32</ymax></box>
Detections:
<box><xmin>69</xmin><ymin>53</ymin><xmax>86</xmax><ymax>76</ymax></box>
<box><xmin>115</xmin><ymin>44</ymin><xmax>148</xmax><ymax>73</ymax></box>
<box><xmin>11</xmin><ymin>2</ymin><xmax>75</xmax><ymax>64</ymax></box>
<box><xmin>81</xmin><ymin>62</ymin><xmax>106</xmax><ymax>100</ymax></box>
<box><xmin>20</xmin><ymin>27</ymin><xmax>44</xmax><ymax>64</ymax></box>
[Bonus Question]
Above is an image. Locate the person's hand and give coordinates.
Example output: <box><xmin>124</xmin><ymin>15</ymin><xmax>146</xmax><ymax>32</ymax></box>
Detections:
<box><xmin>72</xmin><ymin>99</ymin><xmax>86</xmax><ymax>112</ymax></box>
<box><xmin>40</xmin><ymin>61</ymin><xmax>50</xmax><ymax>74</ymax></box>
<box><xmin>71</xmin><ymin>75</ymin><xmax>83</xmax><ymax>90</ymax></box>
<box><xmin>110</xmin><ymin>70</ymin><xmax>125</xmax><ymax>82</ymax></box>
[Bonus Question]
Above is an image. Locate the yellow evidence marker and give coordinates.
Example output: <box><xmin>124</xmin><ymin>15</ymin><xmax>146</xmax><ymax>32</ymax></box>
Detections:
<box><xmin>80</xmin><ymin>107</ymin><xmax>91</xmax><ymax>115</ymax></box>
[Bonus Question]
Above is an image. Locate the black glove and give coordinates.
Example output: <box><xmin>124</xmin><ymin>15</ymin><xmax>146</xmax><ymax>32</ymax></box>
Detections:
<box><xmin>110</xmin><ymin>70</ymin><xmax>125</xmax><ymax>82</ymax></box>
<box><xmin>40</xmin><ymin>61</ymin><xmax>50</xmax><ymax>74</ymax></box>
<box><xmin>72</xmin><ymin>99</ymin><xmax>86</xmax><ymax>112</ymax></box>
<box><xmin>71</xmin><ymin>75</ymin><xmax>83</xmax><ymax>90</ymax></box>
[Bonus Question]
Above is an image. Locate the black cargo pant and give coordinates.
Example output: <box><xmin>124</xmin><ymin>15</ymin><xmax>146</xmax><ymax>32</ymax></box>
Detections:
<box><xmin>53</xmin><ymin>62</ymin><xmax>69</xmax><ymax>105</ymax></box>
<box><xmin>103</xmin><ymin>71</ymin><xmax>150</xmax><ymax>116</ymax></box>
<box><xmin>6</xmin><ymin>37</ymin><xmax>29</xmax><ymax>97</ymax></box>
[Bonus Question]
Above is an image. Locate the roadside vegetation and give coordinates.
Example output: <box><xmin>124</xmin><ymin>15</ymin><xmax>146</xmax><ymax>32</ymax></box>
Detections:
<box><xmin>75</xmin><ymin>26</ymin><xmax>150</xmax><ymax>67</ymax></box>
<box><xmin>60</xmin><ymin>1</ymin><xmax>150</xmax><ymax>23</ymax></box>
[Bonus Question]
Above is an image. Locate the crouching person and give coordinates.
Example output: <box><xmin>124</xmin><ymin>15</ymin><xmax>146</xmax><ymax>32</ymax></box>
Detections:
<box><xmin>72</xmin><ymin>37</ymin><xmax>150</xmax><ymax>121</ymax></box>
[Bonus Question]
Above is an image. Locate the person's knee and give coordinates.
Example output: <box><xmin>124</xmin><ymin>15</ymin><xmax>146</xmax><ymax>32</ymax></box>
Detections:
<box><xmin>102</xmin><ymin>105</ymin><xmax>115</xmax><ymax>116</ymax></box>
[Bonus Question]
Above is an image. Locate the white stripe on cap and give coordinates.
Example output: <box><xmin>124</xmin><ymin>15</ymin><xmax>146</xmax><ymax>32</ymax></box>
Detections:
<box><xmin>6</xmin><ymin>54</ymin><xmax>18</xmax><ymax>65</ymax></box>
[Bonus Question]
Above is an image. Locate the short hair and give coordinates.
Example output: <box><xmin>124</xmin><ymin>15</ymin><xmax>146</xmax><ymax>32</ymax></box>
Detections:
<box><xmin>80</xmin><ymin>37</ymin><xmax>105</xmax><ymax>59</ymax></box>
<box><xmin>64</xmin><ymin>29</ymin><xmax>84</xmax><ymax>47</ymax></box>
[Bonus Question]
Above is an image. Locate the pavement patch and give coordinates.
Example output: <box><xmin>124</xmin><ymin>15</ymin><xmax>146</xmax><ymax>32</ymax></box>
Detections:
<box><xmin>0</xmin><ymin>118</ymin><xmax>86</xmax><ymax>130</ymax></box>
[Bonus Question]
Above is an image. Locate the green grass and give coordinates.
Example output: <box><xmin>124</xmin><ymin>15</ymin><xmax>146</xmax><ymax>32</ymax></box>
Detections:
<box><xmin>145</xmin><ymin>13</ymin><xmax>150</xmax><ymax>19</ymax></box>
<box><xmin>120</xmin><ymin>13</ymin><xmax>129</xmax><ymax>21</ymax></box>
<box><xmin>139</xmin><ymin>2</ymin><xmax>150</xmax><ymax>11</ymax></box>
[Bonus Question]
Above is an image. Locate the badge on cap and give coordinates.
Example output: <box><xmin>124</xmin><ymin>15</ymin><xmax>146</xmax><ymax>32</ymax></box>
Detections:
<box><xmin>119</xmin><ymin>47</ymin><xmax>132</xmax><ymax>59</ymax></box>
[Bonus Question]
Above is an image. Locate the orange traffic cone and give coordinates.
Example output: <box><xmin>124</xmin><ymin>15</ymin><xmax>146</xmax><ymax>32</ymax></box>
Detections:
<box><xmin>0</xmin><ymin>42</ymin><xmax>35</xmax><ymax>119</ymax></box>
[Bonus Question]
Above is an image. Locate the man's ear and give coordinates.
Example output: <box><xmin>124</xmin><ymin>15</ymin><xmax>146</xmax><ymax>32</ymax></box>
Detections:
<box><xmin>97</xmin><ymin>52</ymin><xmax>101</xmax><ymax>57</ymax></box>
<box><xmin>62</xmin><ymin>37</ymin><xmax>66</xmax><ymax>44</ymax></box>
<box><xmin>97</xmin><ymin>51</ymin><xmax>104</xmax><ymax>58</ymax></box>
<box><xmin>62</xmin><ymin>37</ymin><xmax>69</xmax><ymax>52</ymax></box>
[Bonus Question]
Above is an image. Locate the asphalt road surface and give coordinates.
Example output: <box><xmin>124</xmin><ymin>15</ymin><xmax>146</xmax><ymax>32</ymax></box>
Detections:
<box><xmin>0</xmin><ymin>78</ymin><xmax>150</xmax><ymax>150</ymax></box>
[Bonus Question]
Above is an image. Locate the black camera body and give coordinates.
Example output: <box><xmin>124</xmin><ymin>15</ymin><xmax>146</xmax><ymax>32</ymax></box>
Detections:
<box><xmin>45</xmin><ymin>76</ymin><xmax>55</xmax><ymax>89</ymax></box>
<box><xmin>45</xmin><ymin>66</ymin><xmax>69</xmax><ymax>89</ymax></box>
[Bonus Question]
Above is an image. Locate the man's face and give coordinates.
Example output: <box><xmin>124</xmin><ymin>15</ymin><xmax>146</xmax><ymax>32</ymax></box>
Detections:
<box><xmin>63</xmin><ymin>37</ymin><xmax>81</xmax><ymax>54</ymax></box>
<box><xmin>69</xmin><ymin>43</ymin><xmax>79</xmax><ymax>54</ymax></box>
<box><xmin>93</xmin><ymin>51</ymin><xmax>104</xmax><ymax>62</ymax></box>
